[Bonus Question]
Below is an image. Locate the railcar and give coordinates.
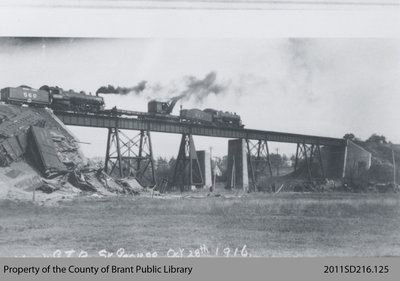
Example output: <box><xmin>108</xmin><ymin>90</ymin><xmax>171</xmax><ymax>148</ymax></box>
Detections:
<box><xmin>0</xmin><ymin>86</ymin><xmax>50</xmax><ymax>106</ymax></box>
<box><xmin>180</xmin><ymin>109</ymin><xmax>213</xmax><ymax>124</ymax></box>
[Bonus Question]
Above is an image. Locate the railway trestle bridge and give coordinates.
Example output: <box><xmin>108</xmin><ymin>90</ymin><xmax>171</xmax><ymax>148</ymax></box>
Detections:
<box><xmin>55</xmin><ymin>111</ymin><xmax>348</xmax><ymax>192</ymax></box>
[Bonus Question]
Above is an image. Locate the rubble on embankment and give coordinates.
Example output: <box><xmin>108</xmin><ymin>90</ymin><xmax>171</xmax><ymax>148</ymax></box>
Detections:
<box><xmin>0</xmin><ymin>104</ymin><xmax>148</xmax><ymax>203</ymax></box>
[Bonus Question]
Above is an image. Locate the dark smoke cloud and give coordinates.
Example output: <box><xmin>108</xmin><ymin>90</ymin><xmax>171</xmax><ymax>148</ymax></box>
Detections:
<box><xmin>173</xmin><ymin>71</ymin><xmax>227</xmax><ymax>103</ymax></box>
<box><xmin>95</xmin><ymin>72</ymin><xmax>227</xmax><ymax>104</ymax></box>
<box><xmin>96</xmin><ymin>81</ymin><xmax>147</xmax><ymax>95</ymax></box>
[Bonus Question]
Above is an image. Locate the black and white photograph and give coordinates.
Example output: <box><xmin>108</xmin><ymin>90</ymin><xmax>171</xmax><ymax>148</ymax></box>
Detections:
<box><xmin>0</xmin><ymin>1</ymin><xmax>399</xmax><ymax>261</ymax></box>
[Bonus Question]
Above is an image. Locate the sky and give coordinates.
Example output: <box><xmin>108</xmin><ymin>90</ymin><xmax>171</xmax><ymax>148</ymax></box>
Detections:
<box><xmin>0</xmin><ymin>38</ymin><xmax>399</xmax><ymax>159</ymax></box>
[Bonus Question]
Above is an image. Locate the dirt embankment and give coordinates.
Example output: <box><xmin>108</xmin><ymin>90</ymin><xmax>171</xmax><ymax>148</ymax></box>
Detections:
<box><xmin>0</xmin><ymin>104</ymin><xmax>147</xmax><ymax>203</ymax></box>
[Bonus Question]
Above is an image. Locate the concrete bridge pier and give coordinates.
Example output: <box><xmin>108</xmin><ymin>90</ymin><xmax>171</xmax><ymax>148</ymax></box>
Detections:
<box><xmin>226</xmin><ymin>139</ymin><xmax>249</xmax><ymax>192</ymax></box>
<box><xmin>196</xmin><ymin>150</ymin><xmax>212</xmax><ymax>189</ymax></box>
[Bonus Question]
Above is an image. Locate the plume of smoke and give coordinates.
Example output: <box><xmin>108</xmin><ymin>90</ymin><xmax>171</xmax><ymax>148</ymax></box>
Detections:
<box><xmin>96</xmin><ymin>80</ymin><xmax>147</xmax><ymax>95</ymax></box>
<box><xmin>171</xmin><ymin>71</ymin><xmax>227</xmax><ymax>103</ymax></box>
<box><xmin>96</xmin><ymin>72</ymin><xmax>227</xmax><ymax>105</ymax></box>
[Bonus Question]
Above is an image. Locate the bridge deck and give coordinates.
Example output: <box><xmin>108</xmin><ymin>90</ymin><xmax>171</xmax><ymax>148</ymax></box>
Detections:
<box><xmin>54</xmin><ymin>111</ymin><xmax>345</xmax><ymax>147</ymax></box>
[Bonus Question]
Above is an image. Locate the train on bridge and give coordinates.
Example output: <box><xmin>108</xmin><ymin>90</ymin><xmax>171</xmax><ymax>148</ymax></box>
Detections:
<box><xmin>0</xmin><ymin>85</ymin><xmax>244</xmax><ymax>128</ymax></box>
<box><xmin>0</xmin><ymin>85</ymin><xmax>105</xmax><ymax>112</ymax></box>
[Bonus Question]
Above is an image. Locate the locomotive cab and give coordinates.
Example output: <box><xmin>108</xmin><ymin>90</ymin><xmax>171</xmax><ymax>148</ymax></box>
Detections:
<box><xmin>40</xmin><ymin>85</ymin><xmax>71</xmax><ymax>111</ymax></box>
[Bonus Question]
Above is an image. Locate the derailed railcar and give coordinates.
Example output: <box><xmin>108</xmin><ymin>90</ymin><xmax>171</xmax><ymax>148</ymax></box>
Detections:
<box><xmin>0</xmin><ymin>86</ymin><xmax>50</xmax><ymax>106</ymax></box>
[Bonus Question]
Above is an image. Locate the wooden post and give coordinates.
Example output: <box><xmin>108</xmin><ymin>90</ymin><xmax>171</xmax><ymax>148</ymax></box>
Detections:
<box><xmin>342</xmin><ymin>141</ymin><xmax>348</xmax><ymax>178</ymax></box>
<box><xmin>212</xmin><ymin>170</ymin><xmax>216</xmax><ymax>192</ymax></box>
<box><xmin>231</xmin><ymin>156</ymin><xmax>236</xmax><ymax>189</ymax></box>
<box><xmin>392</xmin><ymin>149</ymin><xmax>396</xmax><ymax>185</ymax></box>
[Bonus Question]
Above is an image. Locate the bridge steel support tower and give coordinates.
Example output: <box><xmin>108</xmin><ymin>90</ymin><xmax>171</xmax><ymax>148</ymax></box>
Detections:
<box><xmin>294</xmin><ymin>143</ymin><xmax>325</xmax><ymax>180</ymax></box>
<box><xmin>104</xmin><ymin>128</ymin><xmax>156</xmax><ymax>187</ymax></box>
<box><xmin>170</xmin><ymin>134</ymin><xmax>204</xmax><ymax>192</ymax></box>
<box><xmin>246</xmin><ymin>139</ymin><xmax>274</xmax><ymax>192</ymax></box>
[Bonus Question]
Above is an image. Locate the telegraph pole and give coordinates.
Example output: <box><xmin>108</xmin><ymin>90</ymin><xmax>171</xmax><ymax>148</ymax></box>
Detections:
<box><xmin>210</xmin><ymin>146</ymin><xmax>215</xmax><ymax>192</ymax></box>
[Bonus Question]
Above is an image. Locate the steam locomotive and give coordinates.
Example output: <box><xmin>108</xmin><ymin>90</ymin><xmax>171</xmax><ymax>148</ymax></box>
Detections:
<box><xmin>179</xmin><ymin>108</ymin><xmax>243</xmax><ymax>128</ymax></box>
<box><xmin>148</xmin><ymin>100</ymin><xmax>243</xmax><ymax>128</ymax></box>
<box><xmin>0</xmin><ymin>85</ymin><xmax>105</xmax><ymax>112</ymax></box>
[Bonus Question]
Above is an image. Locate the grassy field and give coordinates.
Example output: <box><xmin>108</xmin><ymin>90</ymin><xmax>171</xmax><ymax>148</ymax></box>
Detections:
<box><xmin>0</xmin><ymin>191</ymin><xmax>400</xmax><ymax>257</ymax></box>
